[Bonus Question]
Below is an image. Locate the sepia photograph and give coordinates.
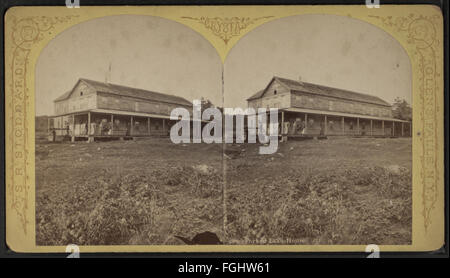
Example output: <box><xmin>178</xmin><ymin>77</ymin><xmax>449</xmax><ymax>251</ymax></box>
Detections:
<box><xmin>2</xmin><ymin>0</ymin><xmax>446</xmax><ymax>260</ymax></box>
<box><xmin>33</xmin><ymin>13</ymin><xmax>413</xmax><ymax>246</ymax></box>
<box><xmin>34</xmin><ymin>15</ymin><xmax>225</xmax><ymax>245</ymax></box>
<box><xmin>222</xmin><ymin>14</ymin><xmax>412</xmax><ymax>245</ymax></box>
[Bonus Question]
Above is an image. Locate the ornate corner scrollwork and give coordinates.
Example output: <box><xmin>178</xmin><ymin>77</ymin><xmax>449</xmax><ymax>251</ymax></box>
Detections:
<box><xmin>181</xmin><ymin>16</ymin><xmax>274</xmax><ymax>44</ymax></box>
<box><xmin>370</xmin><ymin>14</ymin><xmax>441</xmax><ymax>232</ymax></box>
<box><xmin>8</xmin><ymin>15</ymin><xmax>79</xmax><ymax>234</ymax></box>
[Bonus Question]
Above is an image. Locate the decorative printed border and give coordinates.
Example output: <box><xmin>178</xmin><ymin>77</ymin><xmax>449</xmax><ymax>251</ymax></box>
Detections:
<box><xmin>369</xmin><ymin>13</ymin><xmax>441</xmax><ymax>232</ymax></box>
<box><xmin>181</xmin><ymin>16</ymin><xmax>274</xmax><ymax>44</ymax></box>
<box><xmin>4</xmin><ymin>6</ymin><xmax>444</xmax><ymax>252</ymax></box>
<box><xmin>8</xmin><ymin>15</ymin><xmax>79</xmax><ymax>234</ymax></box>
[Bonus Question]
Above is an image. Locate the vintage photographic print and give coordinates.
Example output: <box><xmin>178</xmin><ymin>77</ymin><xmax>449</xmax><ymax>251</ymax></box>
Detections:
<box><xmin>223</xmin><ymin>14</ymin><xmax>413</xmax><ymax>245</ymax></box>
<box><xmin>4</xmin><ymin>5</ymin><xmax>444</xmax><ymax>252</ymax></box>
<box><xmin>34</xmin><ymin>15</ymin><xmax>224</xmax><ymax>246</ymax></box>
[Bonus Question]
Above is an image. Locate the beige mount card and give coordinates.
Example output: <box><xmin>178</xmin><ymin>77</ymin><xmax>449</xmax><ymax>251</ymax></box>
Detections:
<box><xmin>4</xmin><ymin>5</ymin><xmax>444</xmax><ymax>253</ymax></box>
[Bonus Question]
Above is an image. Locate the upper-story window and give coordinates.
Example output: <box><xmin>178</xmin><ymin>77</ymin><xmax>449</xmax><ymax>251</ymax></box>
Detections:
<box><xmin>80</xmin><ymin>91</ymin><xmax>83</xmax><ymax>96</ymax></box>
<box><xmin>329</xmin><ymin>101</ymin><xmax>334</xmax><ymax>110</ymax></box>
<box><xmin>274</xmin><ymin>90</ymin><xmax>277</xmax><ymax>95</ymax></box>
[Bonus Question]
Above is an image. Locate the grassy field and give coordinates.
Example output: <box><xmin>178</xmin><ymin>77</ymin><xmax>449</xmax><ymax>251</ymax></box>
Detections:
<box><xmin>224</xmin><ymin>137</ymin><xmax>411</xmax><ymax>245</ymax></box>
<box><xmin>36</xmin><ymin>137</ymin><xmax>411</xmax><ymax>245</ymax></box>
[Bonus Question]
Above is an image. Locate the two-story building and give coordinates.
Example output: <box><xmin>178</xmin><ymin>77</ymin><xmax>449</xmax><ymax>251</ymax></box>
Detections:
<box><xmin>247</xmin><ymin>76</ymin><xmax>411</xmax><ymax>138</ymax></box>
<box><xmin>50</xmin><ymin>78</ymin><xmax>193</xmax><ymax>142</ymax></box>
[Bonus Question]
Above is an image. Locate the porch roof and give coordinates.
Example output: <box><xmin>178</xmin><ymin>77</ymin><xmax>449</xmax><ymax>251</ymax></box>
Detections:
<box><xmin>51</xmin><ymin>109</ymin><xmax>205</xmax><ymax>121</ymax></box>
<box><xmin>281</xmin><ymin>107</ymin><xmax>410</xmax><ymax>123</ymax></box>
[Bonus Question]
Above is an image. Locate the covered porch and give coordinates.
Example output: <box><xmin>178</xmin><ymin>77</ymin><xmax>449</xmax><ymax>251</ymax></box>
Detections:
<box><xmin>48</xmin><ymin>109</ymin><xmax>175</xmax><ymax>142</ymax></box>
<box><xmin>279</xmin><ymin>107</ymin><xmax>411</xmax><ymax>139</ymax></box>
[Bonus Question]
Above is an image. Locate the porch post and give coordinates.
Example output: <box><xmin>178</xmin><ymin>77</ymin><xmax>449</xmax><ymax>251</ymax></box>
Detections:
<box><xmin>382</xmin><ymin>120</ymin><xmax>385</xmax><ymax>136</ymax></box>
<box><xmin>131</xmin><ymin>116</ymin><xmax>134</xmax><ymax>136</ymax></box>
<box><xmin>401</xmin><ymin>122</ymin><xmax>404</xmax><ymax>137</ymax></box>
<box><xmin>72</xmin><ymin>114</ymin><xmax>75</xmax><ymax>133</ymax></box>
<box><xmin>342</xmin><ymin>117</ymin><xmax>345</xmax><ymax>135</ymax></box>
<box><xmin>356</xmin><ymin>118</ymin><xmax>360</xmax><ymax>135</ymax></box>
<box><xmin>304</xmin><ymin>113</ymin><xmax>308</xmax><ymax>133</ymax></box>
<box><xmin>370</xmin><ymin>120</ymin><xmax>373</xmax><ymax>136</ymax></box>
<box><xmin>392</xmin><ymin>121</ymin><xmax>395</xmax><ymax>136</ymax></box>
<box><xmin>87</xmin><ymin>112</ymin><xmax>91</xmax><ymax>135</ymax></box>
<box><xmin>163</xmin><ymin>119</ymin><xmax>166</xmax><ymax>134</ymax></box>
<box><xmin>111</xmin><ymin>114</ymin><xmax>114</xmax><ymax>135</ymax></box>
<box><xmin>71</xmin><ymin>114</ymin><xmax>75</xmax><ymax>142</ymax></box>
<box><xmin>281</xmin><ymin>111</ymin><xmax>285</xmax><ymax>134</ymax></box>
<box><xmin>324</xmin><ymin>115</ymin><xmax>327</xmax><ymax>135</ymax></box>
<box><xmin>147</xmin><ymin>117</ymin><xmax>151</xmax><ymax>135</ymax></box>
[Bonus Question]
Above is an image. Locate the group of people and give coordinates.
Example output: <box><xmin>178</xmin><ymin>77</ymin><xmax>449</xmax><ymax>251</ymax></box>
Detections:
<box><xmin>281</xmin><ymin>118</ymin><xmax>308</xmax><ymax>135</ymax></box>
<box><xmin>280</xmin><ymin>117</ymin><xmax>364</xmax><ymax>136</ymax></box>
<box><xmin>63</xmin><ymin>118</ymin><xmax>118</xmax><ymax>136</ymax></box>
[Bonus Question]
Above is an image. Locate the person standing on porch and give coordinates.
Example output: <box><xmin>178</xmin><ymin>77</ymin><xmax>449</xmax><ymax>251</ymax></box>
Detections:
<box><xmin>295</xmin><ymin>118</ymin><xmax>303</xmax><ymax>134</ymax></box>
<box><xmin>83</xmin><ymin>121</ymin><xmax>88</xmax><ymax>135</ymax></box>
<box><xmin>320</xmin><ymin>120</ymin><xmax>325</xmax><ymax>136</ymax></box>
<box><xmin>283</xmin><ymin>121</ymin><xmax>290</xmax><ymax>136</ymax></box>
<box><xmin>90</xmin><ymin>121</ymin><xmax>96</xmax><ymax>136</ymax></box>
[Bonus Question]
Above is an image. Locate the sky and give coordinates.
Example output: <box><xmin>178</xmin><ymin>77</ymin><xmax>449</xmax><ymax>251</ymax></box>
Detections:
<box><xmin>36</xmin><ymin>14</ymin><xmax>412</xmax><ymax>116</ymax></box>
<box><xmin>36</xmin><ymin>15</ymin><xmax>222</xmax><ymax>116</ymax></box>
<box><xmin>224</xmin><ymin>14</ymin><xmax>412</xmax><ymax>108</ymax></box>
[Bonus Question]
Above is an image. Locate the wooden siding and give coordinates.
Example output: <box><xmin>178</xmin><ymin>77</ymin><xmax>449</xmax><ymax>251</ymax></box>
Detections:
<box><xmin>54</xmin><ymin>82</ymin><xmax>97</xmax><ymax>115</ymax></box>
<box><xmin>248</xmin><ymin>79</ymin><xmax>393</xmax><ymax>119</ymax></box>
<box><xmin>248</xmin><ymin>80</ymin><xmax>290</xmax><ymax>110</ymax></box>
<box><xmin>96</xmin><ymin>92</ymin><xmax>190</xmax><ymax>116</ymax></box>
<box><xmin>290</xmin><ymin>91</ymin><xmax>392</xmax><ymax>118</ymax></box>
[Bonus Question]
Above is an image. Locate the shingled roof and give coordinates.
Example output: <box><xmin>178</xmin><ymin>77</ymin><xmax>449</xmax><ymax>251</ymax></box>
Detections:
<box><xmin>55</xmin><ymin>78</ymin><xmax>192</xmax><ymax>106</ymax></box>
<box><xmin>247</xmin><ymin>77</ymin><xmax>391</xmax><ymax>107</ymax></box>
<box><xmin>54</xmin><ymin>90</ymin><xmax>72</xmax><ymax>102</ymax></box>
<box><xmin>246</xmin><ymin>89</ymin><xmax>265</xmax><ymax>101</ymax></box>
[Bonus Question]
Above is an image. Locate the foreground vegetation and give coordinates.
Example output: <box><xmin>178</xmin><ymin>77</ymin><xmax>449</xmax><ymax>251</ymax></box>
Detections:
<box><xmin>225</xmin><ymin>137</ymin><xmax>411</xmax><ymax>244</ymax></box>
<box><xmin>36</xmin><ymin>137</ymin><xmax>411</xmax><ymax>245</ymax></box>
<box><xmin>36</xmin><ymin>139</ymin><xmax>223</xmax><ymax>245</ymax></box>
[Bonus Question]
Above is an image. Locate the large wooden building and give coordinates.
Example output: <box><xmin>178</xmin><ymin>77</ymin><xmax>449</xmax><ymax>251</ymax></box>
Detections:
<box><xmin>247</xmin><ymin>76</ymin><xmax>411</xmax><ymax>138</ymax></box>
<box><xmin>49</xmin><ymin>78</ymin><xmax>192</xmax><ymax>142</ymax></box>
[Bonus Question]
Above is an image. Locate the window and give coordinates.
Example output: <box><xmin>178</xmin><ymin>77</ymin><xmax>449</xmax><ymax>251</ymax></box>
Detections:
<box><xmin>329</xmin><ymin>101</ymin><xmax>334</xmax><ymax>110</ymax></box>
<box><xmin>80</xmin><ymin>91</ymin><xmax>83</xmax><ymax>96</ymax></box>
<box><xmin>274</xmin><ymin>90</ymin><xmax>277</xmax><ymax>95</ymax></box>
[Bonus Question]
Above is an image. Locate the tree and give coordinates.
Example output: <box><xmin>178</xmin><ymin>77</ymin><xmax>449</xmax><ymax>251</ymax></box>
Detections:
<box><xmin>392</xmin><ymin>97</ymin><xmax>412</xmax><ymax>121</ymax></box>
